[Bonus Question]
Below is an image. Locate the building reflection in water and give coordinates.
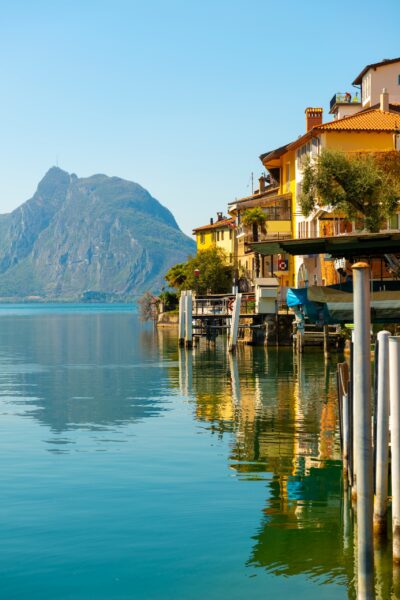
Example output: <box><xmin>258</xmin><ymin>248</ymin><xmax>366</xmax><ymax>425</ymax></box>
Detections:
<box><xmin>171</xmin><ymin>333</ymin><xmax>399</xmax><ymax>599</ymax></box>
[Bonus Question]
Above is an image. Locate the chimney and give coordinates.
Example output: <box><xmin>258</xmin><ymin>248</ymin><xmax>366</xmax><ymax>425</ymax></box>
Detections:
<box><xmin>380</xmin><ymin>88</ymin><xmax>389</xmax><ymax>112</ymax></box>
<box><xmin>305</xmin><ymin>107</ymin><xmax>323</xmax><ymax>132</ymax></box>
<box><xmin>210</xmin><ymin>217</ymin><xmax>214</xmax><ymax>225</ymax></box>
<box><xmin>217</xmin><ymin>212</ymin><xmax>223</xmax><ymax>221</ymax></box>
<box><xmin>259</xmin><ymin>176</ymin><xmax>266</xmax><ymax>193</ymax></box>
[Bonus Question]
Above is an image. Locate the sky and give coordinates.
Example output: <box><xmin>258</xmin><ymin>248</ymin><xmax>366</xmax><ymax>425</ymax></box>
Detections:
<box><xmin>1</xmin><ymin>0</ymin><xmax>400</xmax><ymax>236</ymax></box>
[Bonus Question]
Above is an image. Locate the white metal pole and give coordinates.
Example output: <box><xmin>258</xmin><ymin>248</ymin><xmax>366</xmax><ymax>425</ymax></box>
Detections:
<box><xmin>178</xmin><ymin>291</ymin><xmax>186</xmax><ymax>347</ymax></box>
<box><xmin>374</xmin><ymin>330</ymin><xmax>390</xmax><ymax>535</ymax></box>
<box><xmin>228</xmin><ymin>293</ymin><xmax>242</xmax><ymax>353</ymax></box>
<box><xmin>228</xmin><ymin>352</ymin><xmax>241</xmax><ymax>405</ymax></box>
<box><xmin>342</xmin><ymin>389</ymin><xmax>350</xmax><ymax>486</ymax></box>
<box><xmin>351</xmin><ymin>329</ymin><xmax>357</xmax><ymax>501</ymax></box>
<box><xmin>352</xmin><ymin>262</ymin><xmax>374</xmax><ymax>597</ymax></box>
<box><xmin>389</xmin><ymin>336</ymin><xmax>400</xmax><ymax>562</ymax></box>
<box><xmin>185</xmin><ymin>291</ymin><xmax>193</xmax><ymax>348</ymax></box>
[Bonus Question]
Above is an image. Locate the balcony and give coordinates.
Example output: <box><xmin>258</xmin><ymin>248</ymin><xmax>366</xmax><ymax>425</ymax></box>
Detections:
<box><xmin>330</xmin><ymin>92</ymin><xmax>361</xmax><ymax>114</ymax></box>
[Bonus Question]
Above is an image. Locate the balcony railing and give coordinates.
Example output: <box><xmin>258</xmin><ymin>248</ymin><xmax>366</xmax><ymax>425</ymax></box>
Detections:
<box><xmin>330</xmin><ymin>92</ymin><xmax>360</xmax><ymax>110</ymax></box>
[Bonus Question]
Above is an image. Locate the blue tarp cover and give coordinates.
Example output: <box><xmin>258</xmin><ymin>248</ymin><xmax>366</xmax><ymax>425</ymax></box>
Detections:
<box><xmin>286</xmin><ymin>287</ymin><xmax>308</xmax><ymax>308</ymax></box>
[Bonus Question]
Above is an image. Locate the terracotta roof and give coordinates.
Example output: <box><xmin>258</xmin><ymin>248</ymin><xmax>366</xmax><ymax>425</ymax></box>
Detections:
<box><xmin>260</xmin><ymin>107</ymin><xmax>400</xmax><ymax>164</ymax></box>
<box><xmin>313</xmin><ymin>109</ymin><xmax>400</xmax><ymax>132</ymax></box>
<box><xmin>352</xmin><ymin>58</ymin><xmax>400</xmax><ymax>85</ymax></box>
<box><xmin>192</xmin><ymin>217</ymin><xmax>235</xmax><ymax>233</ymax></box>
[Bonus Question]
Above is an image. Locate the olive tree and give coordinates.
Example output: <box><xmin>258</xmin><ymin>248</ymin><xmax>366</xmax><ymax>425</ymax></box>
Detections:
<box><xmin>300</xmin><ymin>149</ymin><xmax>400</xmax><ymax>233</ymax></box>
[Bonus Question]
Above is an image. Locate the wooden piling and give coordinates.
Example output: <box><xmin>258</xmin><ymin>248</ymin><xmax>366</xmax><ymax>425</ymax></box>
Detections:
<box><xmin>323</xmin><ymin>324</ymin><xmax>330</xmax><ymax>359</ymax></box>
<box><xmin>389</xmin><ymin>336</ymin><xmax>400</xmax><ymax>563</ymax></box>
<box><xmin>374</xmin><ymin>330</ymin><xmax>390</xmax><ymax>536</ymax></box>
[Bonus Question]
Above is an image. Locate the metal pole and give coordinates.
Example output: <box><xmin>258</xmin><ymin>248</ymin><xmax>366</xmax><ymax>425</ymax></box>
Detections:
<box><xmin>228</xmin><ymin>352</ymin><xmax>241</xmax><ymax>405</ymax></box>
<box><xmin>228</xmin><ymin>293</ymin><xmax>242</xmax><ymax>353</ymax></box>
<box><xmin>185</xmin><ymin>291</ymin><xmax>193</xmax><ymax>349</ymax></box>
<box><xmin>374</xmin><ymin>330</ymin><xmax>390</xmax><ymax>536</ymax></box>
<box><xmin>178</xmin><ymin>291</ymin><xmax>186</xmax><ymax>347</ymax></box>
<box><xmin>352</xmin><ymin>262</ymin><xmax>374</xmax><ymax>598</ymax></box>
<box><xmin>389</xmin><ymin>336</ymin><xmax>400</xmax><ymax>563</ymax></box>
<box><xmin>343</xmin><ymin>387</ymin><xmax>350</xmax><ymax>488</ymax></box>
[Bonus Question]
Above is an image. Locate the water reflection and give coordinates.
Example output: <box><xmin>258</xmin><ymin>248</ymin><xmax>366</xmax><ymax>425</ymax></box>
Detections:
<box><xmin>1</xmin><ymin>311</ymin><xmax>398</xmax><ymax>598</ymax></box>
<box><xmin>172</xmin><ymin>332</ymin><xmax>399</xmax><ymax>598</ymax></box>
<box><xmin>0</xmin><ymin>313</ymin><xmax>172</xmax><ymax>439</ymax></box>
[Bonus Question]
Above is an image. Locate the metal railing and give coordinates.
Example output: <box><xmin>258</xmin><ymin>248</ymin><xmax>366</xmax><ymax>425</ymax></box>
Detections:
<box><xmin>192</xmin><ymin>294</ymin><xmax>256</xmax><ymax>316</ymax></box>
<box><xmin>330</xmin><ymin>92</ymin><xmax>360</xmax><ymax>110</ymax></box>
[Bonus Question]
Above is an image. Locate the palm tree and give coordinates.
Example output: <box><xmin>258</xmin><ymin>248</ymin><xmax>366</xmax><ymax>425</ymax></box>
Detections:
<box><xmin>242</xmin><ymin>207</ymin><xmax>267</xmax><ymax>278</ymax></box>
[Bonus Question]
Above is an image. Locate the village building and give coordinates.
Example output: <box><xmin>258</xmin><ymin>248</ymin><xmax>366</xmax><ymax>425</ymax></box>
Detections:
<box><xmin>259</xmin><ymin>57</ymin><xmax>400</xmax><ymax>287</ymax></box>
<box><xmin>192</xmin><ymin>212</ymin><xmax>235</xmax><ymax>265</ymax></box>
<box><xmin>227</xmin><ymin>176</ymin><xmax>292</xmax><ymax>291</ymax></box>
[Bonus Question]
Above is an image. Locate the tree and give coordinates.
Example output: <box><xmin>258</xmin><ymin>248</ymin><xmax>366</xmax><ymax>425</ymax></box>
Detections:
<box><xmin>137</xmin><ymin>291</ymin><xmax>159</xmax><ymax>322</ymax></box>
<box><xmin>165</xmin><ymin>247</ymin><xmax>233</xmax><ymax>294</ymax></box>
<box><xmin>242</xmin><ymin>207</ymin><xmax>267</xmax><ymax>277</ymax></box>
<box><xmin>164</xmin><ymin>262</ymin><xmax>187</xmax><ymax>289</ymax></box>
<box><xmin>300</xmin><ymin>149</ymin><xmax>400</xmax><ymax>233</ymax></box>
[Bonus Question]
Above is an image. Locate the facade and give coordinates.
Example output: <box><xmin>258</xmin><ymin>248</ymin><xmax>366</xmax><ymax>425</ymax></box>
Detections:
<box><xmin>261</xmin><ymin>84</ymin><xmax>400</xmax><ymax>287</ymax></box>
<box><xmin>228</xmin><ymin>176</ymin><xmax>292</xmax><ymax>289</ymax></box>
<box><xmin>352</xmin><ymin>57</ymin><xmax>400</xmax><ymax>108</ymax></box>
<box><xmin>191</xmin><ymin>58</ymin><xmax>400</xmax><ymax>293</ymax></box>
<box><xmin>192</xmin><ymin>212</ymin><xmax>235</xmax><ymax>265</ymax></box>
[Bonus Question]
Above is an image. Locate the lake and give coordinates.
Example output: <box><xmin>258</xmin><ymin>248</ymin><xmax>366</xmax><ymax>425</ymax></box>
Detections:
<box><xmin>0</xmin><ymin>305</ymin><xmax>392</xmax><ymax>599</ymax></box>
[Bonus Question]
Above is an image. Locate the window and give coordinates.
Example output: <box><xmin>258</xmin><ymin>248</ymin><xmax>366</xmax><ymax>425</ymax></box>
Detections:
<box><xmin>229</xmin><ymin>229</ymin><xmax>233</xmax><ymax>240</ymax></box>
<box><xmin>229</xmin><ymin>253</ymin><xmax>233</xmax><ymax>264</ymax></box>
<box><xmin>398</xmin><ymin>74</ymin><xmax>400</xmax><ymax>85</ymax></box>
<box><xmin>200</xmin><ymin>233</ymin><xmax>205</xmax><ymax>244</ymax></box>
<box><xmin>221</xmin><ymin>230</ymin><xmax>224</xmax><ymax>241</ymax></box>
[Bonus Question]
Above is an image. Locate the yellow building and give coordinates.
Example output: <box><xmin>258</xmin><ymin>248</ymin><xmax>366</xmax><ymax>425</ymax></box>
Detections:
<box><xmin>192</xmin><ymin>212</ymin><xmax>235</xmax><ymax>265</ymax></box>
<box><xmin>228</xmin><ymin>177</ymin><xmax>292</xmax><ymax>290</ymax></box>
<box><xmin>261</xmin><ymin>98</ymin><xmax>400</xmax><ymax>286</ymax></box>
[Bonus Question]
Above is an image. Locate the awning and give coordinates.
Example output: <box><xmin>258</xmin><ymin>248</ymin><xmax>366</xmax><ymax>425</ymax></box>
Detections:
<box><xmin>251</xmin><ymin>232</ymin><xmax>400</xmax><ymax>258</ymax></box>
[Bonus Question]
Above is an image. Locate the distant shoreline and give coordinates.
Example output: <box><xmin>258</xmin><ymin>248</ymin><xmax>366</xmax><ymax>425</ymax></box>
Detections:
<box><xmin>0</xmin><ymin>298</ymin><xmax>138</xmax><ymax>305</ymax></box>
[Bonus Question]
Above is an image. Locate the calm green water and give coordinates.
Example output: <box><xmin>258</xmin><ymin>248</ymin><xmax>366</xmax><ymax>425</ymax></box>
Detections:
<box><xmin>0</xmin><ymin>305</ymin><xmax>392</xmax><ymax>599</ymax></box>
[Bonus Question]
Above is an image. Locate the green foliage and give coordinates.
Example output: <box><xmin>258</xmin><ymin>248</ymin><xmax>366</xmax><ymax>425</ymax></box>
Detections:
<box><xmin>300</xmin><ymin>149</ymin><xmax>400</xmax><ymax>233</ymax></box>
<box><xmin>165</xmin><ymin>247</ymin><xmax>233</xmax><ymax>294</ymax></box>
<box><xmin>242</xmin><ymin>207</ymin><xmax>267</xmax><ymax>241</ymax></box>
<box><xmin>158</xmin><ymin>290</ymin><xmax>178</xmax><ymax>311</ymax></box>
<box><xmin>242</xmin><ymin>207</ymin><xmax>267</xmax><ymax>227</ymax></box>
<box><xmin>164</xmin><ymin>263</ymin><xmax>187</xmax><ymax>290</ymax></box>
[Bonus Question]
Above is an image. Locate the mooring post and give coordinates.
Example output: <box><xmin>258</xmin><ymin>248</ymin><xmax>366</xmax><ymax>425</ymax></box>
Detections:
<box><xmin>323</xmin><ymin>324</ymin><xmax>330</xmax><ymax>359</ymax></box>
<box><xmin>389</xmin><ymin>336</ymin><xmax>400</xmax><ymax>563</ymax></box>
<box><xmin>178</xmin><ymin>291</ymin><xmax>186</xmax><ymax>347</ymax></box>
<box><xmin>352</xmin><ymin>262</ymin><xmax>374</xmax><ymax>598</ymax></box>
<box><xmin>350</xmin><ymin>330</ymin><xmax>357</xmax><ymax>500</ymax></box>
<box><xmin>185</xmin><ymin>291</ymin><xmax>193</xmax><ymax>349</ymax></box>
<box><xmin>342</xmin><ymin>391</ymin><xmax>350</xmax><ymax>484</ymax></box>
<box><xmin>374</xmin><ymin>330</ymin><xmax>390</xmax><ymax>536</ymax></box>
<box><xmin>228</xmin><ymin>293</ymin><xmax>242</xmax><ymax>353</ymax></box>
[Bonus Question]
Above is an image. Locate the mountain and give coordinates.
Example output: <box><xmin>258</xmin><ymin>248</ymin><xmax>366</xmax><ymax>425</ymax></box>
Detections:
<box><xmin>0</xmin><ymin>167</ymin><xmax>195</xmax><ymax>300</ymax></box>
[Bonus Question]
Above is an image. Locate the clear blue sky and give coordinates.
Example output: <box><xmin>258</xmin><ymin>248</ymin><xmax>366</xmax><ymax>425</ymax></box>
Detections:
<box><xmin>1</xmin><ymin>0</ymin><xmax>399</xmax><ymax>235</ymax></box>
